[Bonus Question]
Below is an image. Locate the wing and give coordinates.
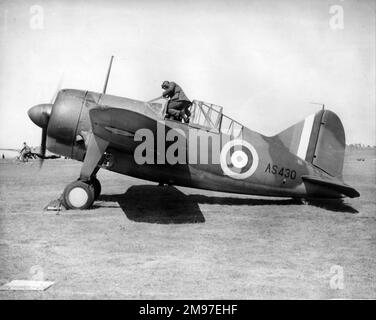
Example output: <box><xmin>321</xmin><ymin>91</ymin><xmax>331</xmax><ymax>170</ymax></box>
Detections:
<box><xmin>89</xmin><ymin>105</ymin><xmax>158</xmax><ymax>149</ymax></box>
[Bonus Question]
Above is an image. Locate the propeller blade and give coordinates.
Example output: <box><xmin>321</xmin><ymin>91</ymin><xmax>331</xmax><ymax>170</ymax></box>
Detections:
<box><xmin>50</xmin><ymin>73</ymin><xmax>64</xmax><ymax>104</ymax></box>
<box><xmin>39</xmin><ymin>127</ymin><xmax>47</xmax><ymax>168</ymax></box>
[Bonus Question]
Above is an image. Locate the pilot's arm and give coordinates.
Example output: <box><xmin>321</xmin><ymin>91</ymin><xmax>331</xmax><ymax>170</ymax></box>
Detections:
<box><xmin>162</xmin><ymin>82</ymin><xmax>176</xmax><ymax>98</ymax></box>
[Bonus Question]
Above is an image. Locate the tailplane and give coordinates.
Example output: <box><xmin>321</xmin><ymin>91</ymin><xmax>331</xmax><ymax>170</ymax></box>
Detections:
<box><xmin>301</xmin><ymin>175</ymin><xmax>360</xmax><ymax>198</ymax></box>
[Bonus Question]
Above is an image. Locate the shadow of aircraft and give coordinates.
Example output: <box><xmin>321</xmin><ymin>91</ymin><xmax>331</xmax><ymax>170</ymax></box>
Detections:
<box><xmin>98</xmin><ymin>185</ymin><xmax>358</xmax><ymax>224</ymax></box>
<box><xmin>304</xmin><ymin>198</ymin><xmax>359</xmax><ymax>214</ymax></box>
<box><xmin>98</xmin><ymin>185</ymin><xmax>205</xmax><ymax>224</ymax></box>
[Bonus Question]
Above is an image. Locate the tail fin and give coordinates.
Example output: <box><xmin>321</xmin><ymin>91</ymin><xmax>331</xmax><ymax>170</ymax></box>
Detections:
<box><xmin>274</xmin><ymin>109</ymin><xmax>346</xmax><ymax>178</ymax></box>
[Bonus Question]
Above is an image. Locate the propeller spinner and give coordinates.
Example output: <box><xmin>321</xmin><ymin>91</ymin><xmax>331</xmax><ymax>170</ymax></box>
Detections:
<box><xmin>28</xmin><ymin>103</ymin><xmax>52</xmax><ymax>166</ymax></box>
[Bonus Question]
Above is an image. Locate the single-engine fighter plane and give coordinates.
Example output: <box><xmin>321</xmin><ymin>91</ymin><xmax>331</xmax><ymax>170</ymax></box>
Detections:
<box><xmin>28</xmin><ymin>57</ymin><xmax>359</xmax><ymax>209</ymax></box>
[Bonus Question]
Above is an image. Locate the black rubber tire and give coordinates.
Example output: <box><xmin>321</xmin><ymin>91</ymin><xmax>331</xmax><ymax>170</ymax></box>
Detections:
<box><xmin>62</xmin><ymin>180</ymin><xmax>95</xmax><ymax>210</ymax></box>
<box><xmin>90</xmin><ymin>176</ymin><xmax>101</xmax><ymax>200</ymax></box>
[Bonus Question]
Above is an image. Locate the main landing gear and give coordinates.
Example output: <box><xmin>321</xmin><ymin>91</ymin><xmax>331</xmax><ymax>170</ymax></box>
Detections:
<box><xmin>62</xmin><ymin>177</ymin><xmax>102</xmax><ymax>210</ymax></box>
<box><xmin>61</xmin><ymin>133</ymin><xmax>109</xmax><ymax>210</ymax></box>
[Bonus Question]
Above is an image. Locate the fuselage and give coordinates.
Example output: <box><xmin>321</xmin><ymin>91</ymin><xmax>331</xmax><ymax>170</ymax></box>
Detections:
<box><xmin>45</xmin><ymin>89</ymin><xmax>343</xmax><ymax>199</ymax></box>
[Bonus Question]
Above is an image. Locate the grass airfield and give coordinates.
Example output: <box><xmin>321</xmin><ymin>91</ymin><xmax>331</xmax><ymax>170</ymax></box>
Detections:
<box><xmin>0</xmin><ymin>149</ymin><xmax>375</xmax><ymax>299</ymax></box>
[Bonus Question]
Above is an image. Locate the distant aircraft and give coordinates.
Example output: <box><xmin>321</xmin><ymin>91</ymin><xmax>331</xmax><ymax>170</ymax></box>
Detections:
<box><xmin>28</xmin><ymin>57</ymin><xmax>359</xmax><ymax>209</ymax></box>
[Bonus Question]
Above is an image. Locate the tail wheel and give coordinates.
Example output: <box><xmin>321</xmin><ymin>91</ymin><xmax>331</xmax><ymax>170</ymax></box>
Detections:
<box><xmin>62</xmin><ymin>180</ymin><xmax>95</xmax><ymax>210</ymax></box>
<box><xmin>90</xmin><ymin>176</ymin><xmax>101</xmax><ymax>200</ymax></box>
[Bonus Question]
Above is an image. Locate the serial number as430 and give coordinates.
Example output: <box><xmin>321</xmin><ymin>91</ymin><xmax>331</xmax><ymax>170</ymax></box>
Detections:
<box><xmin>265</xmin><ymin>163</ymin><xmax>297</xmax><ymax>180</ymax></box>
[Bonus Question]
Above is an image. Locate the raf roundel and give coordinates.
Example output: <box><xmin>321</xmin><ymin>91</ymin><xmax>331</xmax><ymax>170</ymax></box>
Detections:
<box><xmin>220</xmin><ymin>139</ymin><xmax>259</xmax><ymax>180</ymax></box>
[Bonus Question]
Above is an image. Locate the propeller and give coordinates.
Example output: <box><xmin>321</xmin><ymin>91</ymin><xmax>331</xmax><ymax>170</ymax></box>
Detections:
<box><xmin>28</xmin><ymin>75</ymin><xmax>64</xmax><ymax>167</ymax></box>
<box><xmin>50</xmin><ymin>73</ymin><xmax>64</xmax><ymax>104</ymax></box>
<box><xmin>28</xmin><ymin>103</ymin><xmax>52</xmax><ymax>167</ymax></box>
<box><xmin>40</xmin><ymin>127</ymin><xmax>47</xmax><ymax>167</ymax></box>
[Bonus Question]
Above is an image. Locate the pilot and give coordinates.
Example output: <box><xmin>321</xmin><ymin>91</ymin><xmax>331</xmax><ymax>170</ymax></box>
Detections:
<box><xmin>161</xmin><ymin>81</ymin><xmax>191</xmax><ymax>123</ymax></box>
<box><xmin>20</xmin><ymin>142</ymin><xmax>32</xmax><ymax>161</ymax></box>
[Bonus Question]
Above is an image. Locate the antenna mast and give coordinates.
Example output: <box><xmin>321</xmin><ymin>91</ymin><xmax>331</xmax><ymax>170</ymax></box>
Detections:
<box><xmin>103</xmin><ymin>55</ymin><xmax>114</xmax><ymax>94</ymax></box>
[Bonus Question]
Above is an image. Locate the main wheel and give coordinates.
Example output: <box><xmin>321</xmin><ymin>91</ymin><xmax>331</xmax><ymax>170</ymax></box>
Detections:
<box><xmin>90</xmin><ymin>176</ymin><xmax>101</xmax><ymax>200</ymax></box>
<box><xmin>62</xmin><ymin>180</ymin><xmax>95</xmax><ymax>210</ymax></box>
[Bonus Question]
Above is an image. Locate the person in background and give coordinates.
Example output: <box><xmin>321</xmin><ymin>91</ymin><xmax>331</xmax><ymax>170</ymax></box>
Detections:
<box><xmin>20</xmin><ymin>142</ymin><xmax>32</xmax><ymax>162</ymax></box>
<box><xmin>161</xmin><ymin>81</ymin><xmax>191</xmax><ymax>123</ymax></box>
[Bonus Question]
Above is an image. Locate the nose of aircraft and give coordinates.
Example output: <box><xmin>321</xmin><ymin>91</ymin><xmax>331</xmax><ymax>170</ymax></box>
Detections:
<box><xmin>28</xmin><ymin>104</ymin><xmax>52</xmax><ymax>128</ymax></box>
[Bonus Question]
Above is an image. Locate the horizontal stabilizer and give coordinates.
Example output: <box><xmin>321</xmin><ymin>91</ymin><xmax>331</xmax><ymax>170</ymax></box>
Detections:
<box><xmin>301</xmin><ymin>175</ymin><xmax>360</xmax><ymax>198</ymax></box>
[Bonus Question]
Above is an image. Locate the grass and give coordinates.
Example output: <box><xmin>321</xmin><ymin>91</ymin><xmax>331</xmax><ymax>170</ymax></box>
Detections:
<box><xmin>0</xmin><ymin>149</ymin><xmax>375</xmax><ymax>299</ymax></box>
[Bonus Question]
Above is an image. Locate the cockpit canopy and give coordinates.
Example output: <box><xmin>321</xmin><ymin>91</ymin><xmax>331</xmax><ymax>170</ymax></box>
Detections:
<box><xmin>147</xmin><ymin>98</ymin><xmax>243</xmax><ymax>139</ymax></box>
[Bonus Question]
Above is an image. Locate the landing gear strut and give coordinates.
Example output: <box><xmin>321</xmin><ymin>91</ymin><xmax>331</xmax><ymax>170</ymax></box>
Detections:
<box><xmin>60</xmin><ymin>133</ymin><xmax>108</xmax><ymax>210</ymax></box>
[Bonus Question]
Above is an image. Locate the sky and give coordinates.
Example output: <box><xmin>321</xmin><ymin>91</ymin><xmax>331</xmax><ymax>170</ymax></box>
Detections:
<box><xmin>0</xmin><ymin>0</ymin><xmax>375</xmax><ymax>148</ymax></box>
